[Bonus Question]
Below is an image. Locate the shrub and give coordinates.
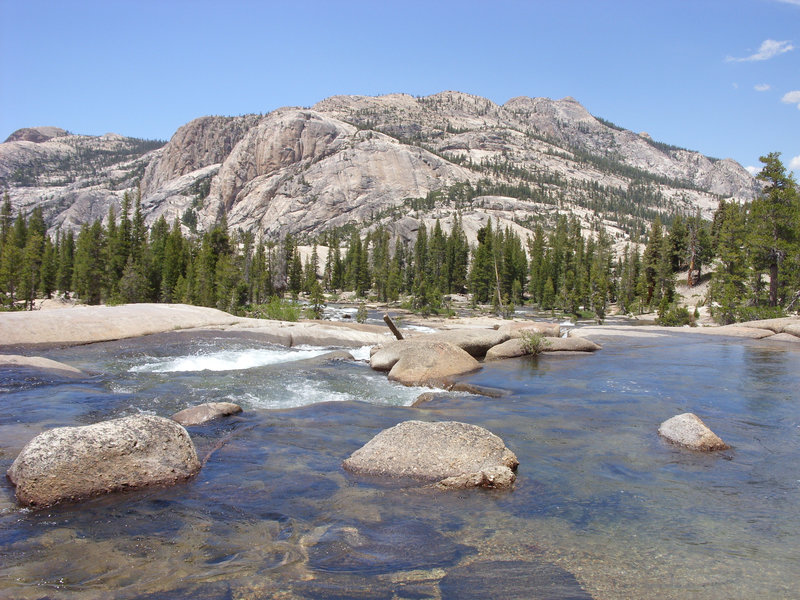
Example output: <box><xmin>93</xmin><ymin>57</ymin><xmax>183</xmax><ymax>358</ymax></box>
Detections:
<box><xmin>356</xmin><ymin>302</ymin><xmax>368</xmax><ymax>324</ymax></box>
<box><xmin>520</xmin><ymin>330</ymin><xmax>549</xmax><ymax>355</ymax></box>
<box><xmin>247</xmin><ymin>296</ymin><xmax>300</xmax><ymax>321</ymax></box>
<box><xmin>657</xmin><ymin>305</ymin><xmax>695</xmax><ymax>327</ymax></box>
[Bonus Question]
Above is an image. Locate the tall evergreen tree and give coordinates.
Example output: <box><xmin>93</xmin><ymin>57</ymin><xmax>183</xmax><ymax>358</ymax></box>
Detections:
<box><xmin>749</xmin><ymin>152</ymin><xmax>799</xmax><ymax>306</ymax></box>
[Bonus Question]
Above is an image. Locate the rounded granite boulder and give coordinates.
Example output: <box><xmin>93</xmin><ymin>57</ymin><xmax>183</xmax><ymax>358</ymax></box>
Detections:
<box><xmin>658</xmin><ymin>412</ymin><xmax>730</xmax><ymax>452</ymax></box>
<box><xmin>7</xmin><ymin>414</ymin><xmax>201</xmax><ymax>507</ymax></box>
<box><xmin>343</xmin><ymin>420</ymin><xmax>518</xmax><ymax>489</ymax></box>
<box><xmin>370</xmin><ymin>339</ymin><xmax>481</xmax><ymax>387</ymax></box>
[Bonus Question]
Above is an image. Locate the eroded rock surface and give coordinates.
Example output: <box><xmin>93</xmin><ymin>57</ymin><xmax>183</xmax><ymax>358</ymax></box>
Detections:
<box><xmin>343</xmin><ymin>420</ymin><xmax>518</xmax><ymax>489</ymax></box>
<box><xmin>7</xmin><ymin>415</ymin><xmax>201</xmax><ymax>507</ymax></box>
<box><xmin>370</xmin><ymin>339</ymin><xmax>480</xmax><ymax>386</ymax></box>
<box><xmin>497</xmin><ymin>321</ymin><xmax>561</xmax><ymax>338</ymax></box>
<box><xmin>485</xmin><ymin>336</ymin><xmax>601</xmax><ymax>360</ymax></box>
<box><xmin>658</xmin><ymin>413</ymin><xmax>729</xmax><ymax>451</ymax></box>
<box><xmin>424</xmin><ymin>329</ymin><xmax>510</xmax><ymax>358</ymax></box>
<box><xmin>171</xmin><ymin>402</ymin><xmax>243</xmax><ymax>426</ymax></box>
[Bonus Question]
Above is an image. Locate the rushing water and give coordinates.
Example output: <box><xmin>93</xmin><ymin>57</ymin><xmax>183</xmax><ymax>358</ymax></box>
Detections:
<box><xmin>1</xmin><ymin>330</ymin><xmax>799</xmax><ymax>599</ymax></box>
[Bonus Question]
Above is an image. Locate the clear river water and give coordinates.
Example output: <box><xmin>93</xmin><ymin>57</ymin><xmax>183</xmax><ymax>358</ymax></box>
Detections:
<box><xmin>1</xmin><ymin>328</ymin><xmax>799</xmax><ymax>599</ymax></box>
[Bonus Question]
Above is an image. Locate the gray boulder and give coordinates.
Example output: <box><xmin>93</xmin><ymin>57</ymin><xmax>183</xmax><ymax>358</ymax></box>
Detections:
<box><xmin>544</xmin><ymin>337</ymin><xmax>601</xmax><ymax>352</ymax></box>
<box><xmin>485</xmin><ymin>338</ymin><xmax>528</xmax><ymax>361</ymax></box>
<box><xmin>343</xmin><ymin>420</ymin><xmax>518</xmax><ymax>489</ymax></box>
<box><xmin>171</xmin><ymin>402</ymin><xmax>243</xmax><ymax>426</ymax></box>
<box><xmin>425</xmin><ymin>329</ymin><xmax>511</xmax><ymax>358</ymax></box>
<box><xmin>498</xmin><ymin>321</ymin><xmax>561</xmax><ymax>338</ymax></box>
<box><xmin>7</xmin><ymin>415</ymin><xmax>201</xmax><ymax>507</ymax></box>
<box><xmin>485</xmin><ymin>336</ymin><xmax>600</xmax><ymax>360</ymax></box>
<box><xmin>371</xmin><ymin>339</ymin><xmax>481</xmax><ymax>387</ymax></box>
<box><xmin>658</xmin><ymin>413</ymin><xmax>730</xmax><ymax>451</ymax></box>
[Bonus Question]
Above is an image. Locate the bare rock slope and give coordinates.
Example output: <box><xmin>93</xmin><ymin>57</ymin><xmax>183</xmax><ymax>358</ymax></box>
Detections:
<box><xmin>2</xmin><ymin>91</ymin><xmax>760</xmax><ymax>247</ymax></box>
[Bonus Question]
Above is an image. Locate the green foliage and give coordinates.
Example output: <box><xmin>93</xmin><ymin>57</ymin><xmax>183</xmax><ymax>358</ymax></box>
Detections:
<box><xmin>656</xmin><ymin>304</ymin><xmax>695</xmax><ymax>327</ymax></box>
<box><xmin>520</xmin><ymin>330</ymin><xmax>549</xmax><ymax>355</ymax></box>
<box><xmin>248</xmin><ymin>296</ymin><xmax>300</xmax><ymax>321</ymax></box>
<box><xmin>355</xmin><ymin>302</ymin><xmax>368</xmax><ymax>323</ymax></box>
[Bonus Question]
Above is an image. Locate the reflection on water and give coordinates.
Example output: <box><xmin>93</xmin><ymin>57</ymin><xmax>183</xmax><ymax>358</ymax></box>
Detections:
<box><xmin>1</xmin><ymin>331</ymin><xmax>799</xmax><ymax>599</ymax></box>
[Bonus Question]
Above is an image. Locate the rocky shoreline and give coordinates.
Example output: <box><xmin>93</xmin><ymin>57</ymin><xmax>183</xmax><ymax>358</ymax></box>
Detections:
<box><xmin>2</xmin><ymin>303</ymin><xmax>798</xmax><ymax>508</ymax></box>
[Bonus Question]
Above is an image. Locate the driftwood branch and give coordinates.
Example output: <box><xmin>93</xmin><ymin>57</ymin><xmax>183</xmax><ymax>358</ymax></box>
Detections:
<box><xmin>383</xmin><ymin>313</ymin><xmax>404</xmax><ymax>340</ymax></box>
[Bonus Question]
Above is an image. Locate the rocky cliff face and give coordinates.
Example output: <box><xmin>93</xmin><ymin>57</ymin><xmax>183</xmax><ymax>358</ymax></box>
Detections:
<box><xmin>1</xmin><ymin>91</ymin><xmax>761</xmax><ymax>247</ymax></box>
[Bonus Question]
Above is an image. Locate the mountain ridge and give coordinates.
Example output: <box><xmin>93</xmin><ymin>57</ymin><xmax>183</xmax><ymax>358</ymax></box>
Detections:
<box><xmin>0</xmin><ymin>91</ymin><xmax>760</xmax><ymax>248</ymax></box>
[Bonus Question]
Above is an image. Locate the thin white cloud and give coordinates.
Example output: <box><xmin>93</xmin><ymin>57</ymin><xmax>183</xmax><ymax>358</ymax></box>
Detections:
<box><xmin>776</xmin><ymin>0</ymin><xmax>800</xmax><ymax>6</ymax></box>
<box><xmin>789</xmin><ymin>155</ymin><xmax>800</xmax><ymax>171</ymax></box>
<box><xmin>746</xmin><ymin>165</ymin><xmax>760</xmax><ymax>176</ymax></box>
<box><xmin>726</xmin><ymin>39</ymin><xmax>794</xmax><ymax>62</ymax></box>
<box><xmin>754</xmin><ymin>83</ymin><xmax>771</xmax><ymax>92</ymax></box>
<box><xmin>782</xmin><ymin>90</ymin><xmax>800</xmax><ymax>109</ymax></box>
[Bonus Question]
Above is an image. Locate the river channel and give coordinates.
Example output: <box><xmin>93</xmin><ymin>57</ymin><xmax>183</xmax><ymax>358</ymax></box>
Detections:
<box><xmin>1</xmin><ymin>329</ymin><xmax>798</xmax><ymax>599</ymax></box>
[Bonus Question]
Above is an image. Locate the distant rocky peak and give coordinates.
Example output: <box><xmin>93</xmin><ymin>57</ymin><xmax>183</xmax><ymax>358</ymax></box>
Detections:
<box><xmin>4</xmin><ymin>126</ymin><xmax>69</xmax><ymax>144</ymax></box>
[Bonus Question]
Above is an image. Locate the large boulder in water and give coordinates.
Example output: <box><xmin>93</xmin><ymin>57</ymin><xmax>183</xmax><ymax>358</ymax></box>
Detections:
<box><xmin>498</xmin><ymin>321</ymin><xmax>561</xmax><ymax>338</ymax></box>
<box><xmin>658</xmin><ymin>413</ymin><xmax>730</xmax><ymax>451</ymax></box>
<box><xmin>423</xmin><ymin>329</ymin><xmax>511</xmax><ymax>358</ymax></box>
<box><xmin>7</xmin><ymin>415</ymin><xmax>201</xmax><ymax>507</ymax></box>
<box><xmin>370</xmin><ymin>339</ymin><xmax>481</xmax><ymax>386</ymax></box>
<box><xmin>171</xmin><ymin>402</ymin><xmax>243</xmax><ymax>426</ymax></box>
<box><xmin>484</xmin><ymin>336</ymin><xmax>600</xmax><ymax>360</ymax></box>
<box><xmin>343</xmin><ymin>420</ymin><xmax>518</xmax><ymax>489</ymax></box>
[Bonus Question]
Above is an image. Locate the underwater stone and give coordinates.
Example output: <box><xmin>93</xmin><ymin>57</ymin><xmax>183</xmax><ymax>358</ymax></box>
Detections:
<box><xmin>171</xmin><ymin>402</ymin><xmax>243</xmax><ymax>426</ymax></box>
<box><xmin>7</xmin><ymin>415</ymin><xmax>201</xmax><ymax>507</ymax></box>
<box><xmin>658</xmin><ymin>412</ymin><xmax>730</xmax><ymax>451</ymax></box>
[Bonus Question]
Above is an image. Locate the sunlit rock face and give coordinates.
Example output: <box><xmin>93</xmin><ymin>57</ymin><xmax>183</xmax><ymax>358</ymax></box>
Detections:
<box><xmin>2</xmin><ymin>91</ymin><xmax>760</xmax><ymax>246</ymax></box>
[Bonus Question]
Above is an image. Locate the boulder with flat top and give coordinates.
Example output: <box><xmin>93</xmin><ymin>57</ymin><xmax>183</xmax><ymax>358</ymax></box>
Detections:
<box><xmin>343</xmin><ymin>420</ymin><xmax>518</xmax><ymax>489</ymax></box>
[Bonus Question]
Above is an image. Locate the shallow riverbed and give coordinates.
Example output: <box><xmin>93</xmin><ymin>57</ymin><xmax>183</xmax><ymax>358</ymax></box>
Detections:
<box><xmin>1</xmin><ymin>330</ymin><xmax>799</xmax><ymax>599</ymax></box>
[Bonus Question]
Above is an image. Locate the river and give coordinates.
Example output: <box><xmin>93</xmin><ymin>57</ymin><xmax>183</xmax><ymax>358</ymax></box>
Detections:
<box><xmin>1</xmin><ymin>329</ymin><xmax>798</xmax><ymax>599</ymax></box>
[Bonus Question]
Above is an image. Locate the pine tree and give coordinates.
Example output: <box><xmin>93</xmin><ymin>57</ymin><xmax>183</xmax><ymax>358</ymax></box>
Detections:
<box><xmin>749</xmin><ymin>152</ymin><xmax>799</xmax><ymax>306</ymax></box>
<box><xmin>710</xmin><ymin>201</ymin><xmax>748</xmax><ymax>323</ymax></box>
<box><xmin>0</xmin><ymin>193</ymin><xmax>11</xmax><ymax>247</ymax></box>
<box><xmin>39</xmin><ymin>235</ymin><xmax>57</xmax><ymax>299</ymax></box>
<box><xmin>469</xmin><ymin>221</ymin><xmax>495</xmax><ymax>303</ymax></box>
<box><xmin>72</xmin><ymin>220</ymin><xmax>106</xmax><ymax>305</ymax></box>
<box><xmin>642</xmin><ymin>218</ymin><xmax>664</xmax><ymax>307</ymax></box>
<box><xmin>288</xmin><ymin>246</ymin><xmax>303</xmax><ymax>297</ymax></box>
<box><xmin>57</xmin><ymin>229</ymin><xmax>75</xmax><ymax>296</ymax></box>
<box><xmin>0</xmin><ymin>215</ymin><xmax>24</xmax><ymax>308</ymax></box>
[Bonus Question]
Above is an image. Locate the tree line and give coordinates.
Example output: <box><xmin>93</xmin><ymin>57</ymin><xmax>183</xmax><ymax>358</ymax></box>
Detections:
<box><xmin>1</xmin><ymin>153</ymin><xmax>797</xmax><ymax>324</ymax></box>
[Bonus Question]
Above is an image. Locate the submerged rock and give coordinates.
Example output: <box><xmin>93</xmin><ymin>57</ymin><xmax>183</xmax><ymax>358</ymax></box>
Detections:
<box><xmin>343</xmin><ymin>420</ymin><xmax>518</xmax><ymax>489</ymax></box>
<box><xmin>7</xmin><ymin>415</ymin><xmax>201</xmax><ymax>507</ymax></box>
<box><xmin>171</xmin><ymin>402</ymin><xmax>243</xmax><ymax>426</ymax></box>
<box><xmin>439</xmin><ymin>559</ymin><xmax>593</xmax><ymax>600</ymax></box>
<box><xmin>370</xmin><ymin>339</ymin><xmax>481</xmax><ymax>387</ymax></box>
<box><xmin>0</xmin><ymin>354</ymin><xmax>84</xmax><ymax>377</ymax></box>
<box><xmin>658</xmin><ymin>413</ymin><xmax>730</xmax><ymax>451</ymax></box>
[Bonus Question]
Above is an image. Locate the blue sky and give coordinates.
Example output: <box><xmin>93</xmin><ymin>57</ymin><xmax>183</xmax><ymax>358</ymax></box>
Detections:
<box><xmin>1</xmin><ymin>0</ymin><xmax>798</xmax><ymax>176</ymax></box>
